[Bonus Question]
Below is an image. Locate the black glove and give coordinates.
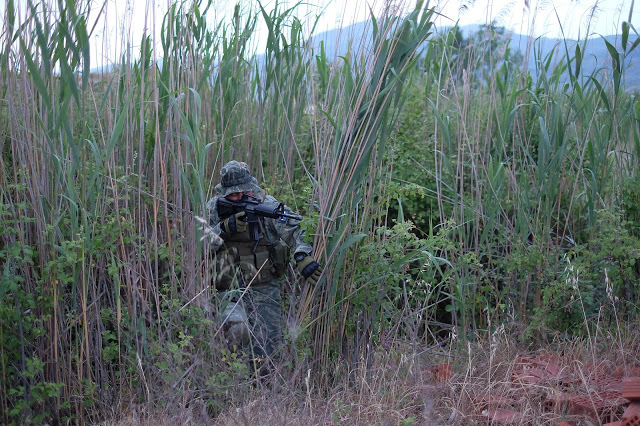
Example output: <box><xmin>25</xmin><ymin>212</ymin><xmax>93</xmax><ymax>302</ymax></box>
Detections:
<box><xmin>296</xmin><ymin>255</ymin><xmax>323</xmax><ymax>285</ymax></box>
<box><xmin>221</xmin><ymin>211</ymin><xmax>247</xmax><ymax>234</ymax></box>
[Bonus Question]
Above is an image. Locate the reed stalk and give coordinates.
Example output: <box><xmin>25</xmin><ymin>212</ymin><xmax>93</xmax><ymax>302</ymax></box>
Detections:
<box><xmin>0</xmin><ymin>0</ymin><xmax>637</xmax><ymax>422</ymax></box>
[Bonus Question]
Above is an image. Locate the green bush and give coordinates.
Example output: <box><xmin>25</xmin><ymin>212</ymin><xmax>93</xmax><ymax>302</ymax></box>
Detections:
<box><xmin>388</xmin><ymin>78</ymin><xmax>450</xmax><ymax>233</ymax></box>
<box><xmin>0</xmin><ymin>194</ymin><xmax>60</xmax><ymax>424</ymax></box>
<box><xmin>532</xmin><ymin>210</ymin><xmax>640</xmax><ymax>335</ymax></box>
<box><xmin>348</xmin><ymin>220</ymin><xmax>450</xmax><ymax>341</ymax></box>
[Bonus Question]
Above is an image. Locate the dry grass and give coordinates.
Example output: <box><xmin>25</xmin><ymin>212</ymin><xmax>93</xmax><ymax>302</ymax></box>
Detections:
<box><xmin>99</xmin><ymin>322</ymin><xmax>640</xmax><ymax>426</ymax></box>
<box><xmin>100</xmin><ymin>339</ymin><xmax>449</xmax><ymax>425</ymax></box>
<box><xmin>436</xmin><ymin>323</ymin><xmax>640</xmax><ymax>425</ymax></box>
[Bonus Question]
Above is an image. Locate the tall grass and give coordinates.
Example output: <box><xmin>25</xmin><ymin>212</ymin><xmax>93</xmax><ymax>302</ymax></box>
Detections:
<box><xmin>1</xmin><ymin>0</ymin><xmax>638</xmax><ymax>423</ymax></box>
<box><xmin>0</xmin><ymin>0</ymin><xmax>443</xmax><ymax>422</ymax></box>
<box><xmin>421</xmin><ymin>3</ymin><xmax>640</xmax><ymax>332</ymax></box>
<box><xmin>297</xmin><ymin>1</ymin><xmax>439</xmax><ymax>381</ymax></box>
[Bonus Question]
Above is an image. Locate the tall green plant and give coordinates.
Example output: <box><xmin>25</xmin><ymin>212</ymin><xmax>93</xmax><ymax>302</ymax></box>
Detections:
<box><xmin>423</xmin><ymin>14</ymin><xmax>640</xmax><ymax>334</ymax></box>
<box><xmin>298</xmin><ymin>1</ymin><xmax>437</xmax><ymax>378</ymax></box>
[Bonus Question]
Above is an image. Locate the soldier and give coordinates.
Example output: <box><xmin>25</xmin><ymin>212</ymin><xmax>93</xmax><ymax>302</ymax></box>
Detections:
<box><xmin>207</xmin><ymin>160</ymin><xmax>322</xmax><ymax>362</ymax></box>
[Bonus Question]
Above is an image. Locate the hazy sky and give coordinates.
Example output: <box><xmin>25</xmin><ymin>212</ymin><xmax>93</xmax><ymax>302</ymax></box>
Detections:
<box><xmin>306</xmin><ymin>0</ymin><xmax>638</xmax><ymax>38</ymax></box>
<box><xmin>433</xmin><ymin>0</ymin><xmax>637</xmax><ymax>38</ymax></box>
<box><xmin>103</xmin><ymin>0</ymin><xmax>638</xmax><ymax>56</ymax></box>
<box><xmin>2</xmin><ymin>0</ymin><xmax>638</xmax><ymax>67</ymax></box>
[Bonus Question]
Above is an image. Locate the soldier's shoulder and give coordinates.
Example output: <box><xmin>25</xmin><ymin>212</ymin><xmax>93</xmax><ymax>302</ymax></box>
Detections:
<box><xmin>207</xmin><ymin>197</ymin><xmax>221</xmax><ymax>213</ymax></box>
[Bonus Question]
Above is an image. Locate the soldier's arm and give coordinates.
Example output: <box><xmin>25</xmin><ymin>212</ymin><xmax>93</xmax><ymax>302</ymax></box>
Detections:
<box><xmin>206</xmin><ymin>197</ymin><xmax>226</xmax><ymax>252</ymax></box>
<box><xmin>263</xmin><ymin>196</ymin><xmax>312</xmax><ymax>256</ymax></box>
<box><xmin>264</xmin><ymin>196</ymin><xmax>322</xmax><ymax>284</ymax></box>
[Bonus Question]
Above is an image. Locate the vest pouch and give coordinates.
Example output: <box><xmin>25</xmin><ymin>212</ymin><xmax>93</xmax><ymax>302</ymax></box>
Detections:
<box><xmin>239</xmin><ymin>250</ymin><xmax>273</xmax><ymax>284</ymax></box>
<box><xmin>269</xmin><ymin>239</ymin><xmax>290</xmax><ymax>278</ymax></box>
<box><xmin>214</xmin><ymin>247</ymin><xmax>240</xmax><ymax>290</ymax></box>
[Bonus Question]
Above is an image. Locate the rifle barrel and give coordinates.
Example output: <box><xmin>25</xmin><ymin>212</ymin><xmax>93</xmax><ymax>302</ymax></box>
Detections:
<box><xmin>217</xmin><ymin>197</ymin><xmax>302</xmax><ymax>221</ymax></box>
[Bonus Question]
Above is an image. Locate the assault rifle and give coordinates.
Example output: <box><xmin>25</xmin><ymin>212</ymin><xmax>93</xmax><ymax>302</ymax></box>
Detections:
<box><xmin>217</xmin><ymin>195</ymin><xmax>302</xmax><ymax>241</ymax></box>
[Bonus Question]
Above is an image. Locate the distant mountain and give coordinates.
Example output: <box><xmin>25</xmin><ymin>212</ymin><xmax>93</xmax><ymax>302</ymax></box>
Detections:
<box><xmin>308</xmin><ymin>21</ymin><xmax>374</xmax><ymax>61</ymax></box>
<box><xmin>91</xmin><ymin>19</ymin><xmax>639</xmax><ymax>90</ymax></box>
<box><xmin>508</xmin><ymin>31</ymin><xmax>640</xmax><ymax>89</ymax></box>
<box><xmin>308</xmin><ymin>21</ymin><xmax>640</xmax><ymax>90</ymax></box>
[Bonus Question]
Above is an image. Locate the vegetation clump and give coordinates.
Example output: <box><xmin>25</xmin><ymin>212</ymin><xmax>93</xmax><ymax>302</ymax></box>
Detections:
<box><xmin>1</xmin><ymin>0</ymin><xmax>638</xmax><ymax>424</ymax></box>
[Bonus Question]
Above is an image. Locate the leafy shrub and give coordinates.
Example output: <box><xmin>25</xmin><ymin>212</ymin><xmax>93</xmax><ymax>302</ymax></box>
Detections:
<box><xmin>348</xmin><ymin>220</ymin><xmax>450</xmax><ymax>342</ymax></box>
<box><xmin>622</xmin><ymin>174</ymin><xmax>640</xmax><ymax>237</ymax></box>
<box><xmin>532</xmin><ymin>209</ymin><xmax>640</xmax><ymax>335</ymax></box>
<box><xmin>387</xmin><ymin>78</ymin><xmax>450</xmax><ymax>233</ymax></box>
<box><xmin>0</xmin><ymin>194</ymin><xmax>62</xmax><ymax>424</ymax></box>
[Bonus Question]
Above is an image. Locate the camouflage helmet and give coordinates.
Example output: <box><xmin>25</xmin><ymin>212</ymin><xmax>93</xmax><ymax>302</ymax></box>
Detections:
<box><xmin>215</xmin><ymin>160</ymin><xmax>262</xmax><ymax>198</ymax></box>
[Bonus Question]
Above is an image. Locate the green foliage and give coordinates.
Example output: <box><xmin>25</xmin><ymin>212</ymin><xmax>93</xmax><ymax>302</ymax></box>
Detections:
<box><xmin>348</xmin><ymin>221</ymin><xmax>449</xmax><ymax>340</ymax></box>
<box><xmin>425</xmin><ymin>24</ymin><xmax>523</xmax><ymax>88</ymax></box>
<box><xmin>572</xmin><ymin>210</ymin><xmax>640</xmax><ymax>313</ymax></box>
<box><xmin>532</xmin><ymin>210</ymin><xmax>640</xmax><ymax>334</ymax></box>
<box><xmin>0</xmin><ymin>170</ymin><xmax>145</xmax><ymax>422</ymax></box>
<box><xmin>203</xmin><ymin>346</ymin><xmax>250</xmax><ymax>415</ymax></box>
<box><xmin>261</xmin><ymin>178</ymin><xmax>316</xmax><ymax>219</ymax></box>
<box><xmin>622</xmin><ymin>174</ymin><xmax>640</xmax><ymax>236</ymax></box>
<box><xmin>303</xmin><ymin>3</ymin><xmax>439</xmax><ymax>376</ymax></box>
<box><xmin>0</xmin><ymin>196</ymin><xmax>60</xmax><ymax>424</ymax></box>
<box><xmin>2</xmin><ymin>0</ymin><xmax>640</xmax><ymax>421</ymax></box>
<box><xmin>6</xmin><ymin>357</ymin><xmax>64</xmax><ymax>424</ymax></box>
<box><xmin>402</xmin><ymin>416</ymin><xmax>417</xmax><ymax>426</ymax></box>
<box><xmin>387</xmin><ymin>76</ymin><xmax>453</xmax><ymax>232</ymax></box>
<box><xmin>422</xmin><ymin>17</ymin><xmax>640</xmax><ymax>335</ymax></box>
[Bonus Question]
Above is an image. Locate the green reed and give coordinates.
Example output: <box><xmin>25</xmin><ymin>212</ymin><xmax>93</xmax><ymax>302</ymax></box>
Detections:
<box><xmin>2</xmin><ymin>0</ymin><xmax>637</xmax><ymax>422</ymax></box>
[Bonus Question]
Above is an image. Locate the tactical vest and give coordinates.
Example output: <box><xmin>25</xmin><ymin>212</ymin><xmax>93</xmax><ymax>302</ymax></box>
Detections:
<box><xmin>213</xmin><ymin>221</ymin><xmax>290</xmax><ymax>290</ymax></box>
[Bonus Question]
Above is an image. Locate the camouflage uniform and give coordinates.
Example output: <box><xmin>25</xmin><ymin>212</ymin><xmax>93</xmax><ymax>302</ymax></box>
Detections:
<box><xmin>207</xmin><ymin>161</ymin><xmax>312</xmax><ymax>358</ymax></box>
